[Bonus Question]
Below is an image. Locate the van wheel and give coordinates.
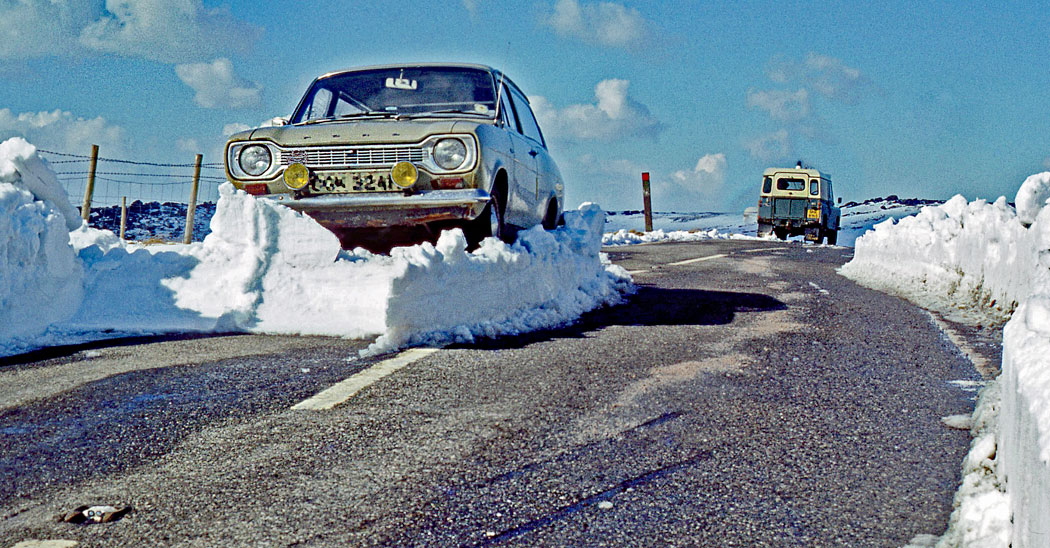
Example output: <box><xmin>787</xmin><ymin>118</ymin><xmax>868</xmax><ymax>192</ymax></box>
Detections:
<box><xmin>826</xmin><ymin>229</ymin><xmax>838</xmax><ymax>246</ymax></box>
<box><xmin>773</xmin><ymin>228</ymin><xmax>788</xmax><ymax>240</ymax></box>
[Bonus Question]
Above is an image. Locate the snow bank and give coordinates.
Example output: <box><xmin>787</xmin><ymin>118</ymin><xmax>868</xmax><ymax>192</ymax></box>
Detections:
<box><xmin>841</xmin><ymin>184</ymin><xmax>1050</xmax><ymax>547</ymax></box>
<box><xmin>161</xmin><ymin>184</ymin><xmax>395</xmax><ymax>337</ymax></box>
<box><xmin>158</xmin><ymin>185</ymin><xmax>633</xmax><ymax>353</ymax></box>
<box><xmin>602</xmin><ymin>227</ymin><xmax>750</xmax><ymax>246</ymax></box>
<box><xmin>374</xmin><ymin>203</ymin><xmax>634</xmax><ymax>354</ymax></box>
<box><xmin>0</xmin><ymin>138</ymin><xmax>83</xmax><ymax>341</ymax></box>
<box><xmin>1015</xmin><ymin>172</ymin><xmax>1050</xmax><ymax>227</ymax></box>
<box><xmin>840</xmin><ymin>195</ymin><xmax>1037</xmax><ymax>321</ymax></box>
<box><xmin>999</xmin><ymin>298</ymin><xmax>1050</xmax><ymax>548</ymax></box>
<box><xmin>1</xmin><ymin>149</ymin><xmax>633</xmax><ymax>357</ymax></box>
<box><xmin>930</xmin><ymin>381</ymin><xmax>1011</xmax><ymax>547</ymax></box>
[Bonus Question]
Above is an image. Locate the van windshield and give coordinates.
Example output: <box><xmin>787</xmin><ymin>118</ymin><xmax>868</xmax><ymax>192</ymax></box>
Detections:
<box><xmin>776</xmin><ymin>178</ymin><xmax>806</xmax><ymax>191</ymax></box>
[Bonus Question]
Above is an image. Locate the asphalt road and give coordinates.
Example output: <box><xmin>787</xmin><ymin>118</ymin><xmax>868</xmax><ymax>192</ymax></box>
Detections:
<box><xmin>0</xmin><ymin>240</ymin><xmax>992</xmax><ymax>547</ymax></box>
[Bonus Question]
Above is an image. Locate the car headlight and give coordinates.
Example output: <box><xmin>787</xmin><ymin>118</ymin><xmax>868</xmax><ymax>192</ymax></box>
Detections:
<box><xmin>239</xmin><ymin>145</ymin><xmax>272</xmax><ymax>177</ymax></box>
<box><xmin>433</xmin><ymin>138</ymin><xmax>467</xmax><ymax>170</ymax></box>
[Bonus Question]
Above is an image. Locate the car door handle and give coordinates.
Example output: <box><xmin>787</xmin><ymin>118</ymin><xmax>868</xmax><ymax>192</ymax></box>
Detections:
<box><xmin>528</xmin><ymin>150</ymin><xmax>538</xmax><ymax>157</ymax></box>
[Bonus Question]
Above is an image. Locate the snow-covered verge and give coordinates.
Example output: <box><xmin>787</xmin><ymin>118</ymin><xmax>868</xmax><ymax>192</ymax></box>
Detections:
<box><xmin>841</xmin><ymin>174</ymin><xmax>1050</xmax><ymax>548</ymax></box>
<box><xmin>602</xmin><ymin>197</ymin><xmax>937</xmax><ymax>248</ymax></box>
<box><xmin>0</xmin><ymin>138</ymin><xmax>633</xmax><ymax>358</ymax></box>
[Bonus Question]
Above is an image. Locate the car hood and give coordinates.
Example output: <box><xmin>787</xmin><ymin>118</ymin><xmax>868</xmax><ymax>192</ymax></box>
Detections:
<box><xmin>247</xmin><ymin>119</ymin><xmax>485</xmax><ymax>145</ymax></box>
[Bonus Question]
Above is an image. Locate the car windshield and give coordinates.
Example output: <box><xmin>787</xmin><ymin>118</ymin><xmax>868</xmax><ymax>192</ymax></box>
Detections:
<box><xmin>291</xmin><ymin>67</ymin><xmax>498</xmax><ymax>123</ymax></box>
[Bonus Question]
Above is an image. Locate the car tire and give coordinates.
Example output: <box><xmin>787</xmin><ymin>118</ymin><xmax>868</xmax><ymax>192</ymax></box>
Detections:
<box><xmin>774</xmin><ymin>227</ymin><xmax>788</xmax><ymax>240</ymax></box>
<box><xmin>467</xmin><ymin>187</ymin><xmax>507</xmax><ymax>247</ymax></box>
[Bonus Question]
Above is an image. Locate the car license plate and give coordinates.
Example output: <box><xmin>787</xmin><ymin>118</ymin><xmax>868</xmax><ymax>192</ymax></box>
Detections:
<box><xmin>806</xmin><ymin>209</ymin><xmax>820</xmax><ymax>219</ymax></box>
<box><xmin>308</xmin><ymin>172</ymin><xmax>398</xmax><ymax>193</ymax></box>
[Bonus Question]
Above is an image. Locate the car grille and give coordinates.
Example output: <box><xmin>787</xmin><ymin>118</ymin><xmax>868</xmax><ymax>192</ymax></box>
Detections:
<box><xmin>279</xmin><ymin>146</ymin><xmax>425</xmax><ymax>169</ymax></box>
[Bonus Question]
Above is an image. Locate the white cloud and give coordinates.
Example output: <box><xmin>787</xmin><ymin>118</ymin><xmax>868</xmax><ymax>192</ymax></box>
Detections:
<box><xmin>223</xmin><ymin>123</ymin><xmax>252</xmax><ymax>136</ymax></box>
<box><xmin>176</xmin><ymin>138</ymin><xmax>201</xmax><ymax>155</ymax></box>
<box><xmin>530</xmin><ymin>79</ymin><xmax>663</xmax><ymax>142</ymax></box>
<box><xmin>0</xmin><ymin>2</ymin><xmax>98</xmax><ymax>59</ymax></box>
<box><xmin>80</xmin><ymin>0</ymin><xmax>260</xmax><ymax>63</ymax></box>
<box><xmin>544</xmin><ymin>0</ymin><xmax>651</xmax><ymax>48</ymax></box>
<box><xmin>657</xmin><ymin>153</ymin><xmax>727</xmax><ymax>209</ymax></box>
<box><xmin>557</xmin><ymin>152</ymin><xmax>727</xmax><ymax>211</ymax></box>
<box><xmin>669</xmin><ymin>153</ymin><xmax>726</xmax><ymax>189</ymax></box>
<box><xmin>746</xmin><ymin>52</ymin><xmax>868</xmax><ymax>159</ymax></box>
<box><xmin>767</xmin><ymin>52</ymin><xmax>872</xmax><ymax>104</ymax></box>
<box><xmin>559</xmin><ymin>153</ymin><xmax>645</xmax><ymax>210</ymax></box>
<box><xmin>175</xmin><ymin>58</ymin><xmax>262</xmax><ymax>109</ymax></box>
<box><xmin>746</xmin><ymin>88</ymin><xmax>810</xmax><ymax>122</ymax></box>
<box><xmin>463</xmin><ymin>0</ymin><xmax>479</xmax><ymax>17</ymax></box>
<box><xmin>744</xmin><ymin>129</ymin><xmax>791</xmax><ymax>162</ymax></box>
<box><xmin>0</xmin><ymin>108</ymin><xmax>128</xmax><ymax>159</ymax></box>
<box><xmin>0</xmin><ymin>0</ymin><xmax>259</xmax><ymax>63</ymax></box>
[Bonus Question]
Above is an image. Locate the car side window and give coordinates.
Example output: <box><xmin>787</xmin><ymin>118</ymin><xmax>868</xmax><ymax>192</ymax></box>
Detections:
<box><xmin>810</xmin><ymin>180</ymin><xmax>819</xmax><ymax>196</ymax></box>
<box><xmin>500</xmin><ymin>87</ymin><xmax>521</xmax><ymax>134</ymax></box>
<box><xmin>762</xmin><ymin>177</ymin><xmax>772</xmax><ymax>193</ymax></box>
<box><xmin>301</xmin><ymin>88</ymin><xmax>333</xmax><ymax>121</ymax></box>
<box><xmin>509</xmin><ymin>87</ymin><xmax>545</xmax><ymax>147</ymax></box>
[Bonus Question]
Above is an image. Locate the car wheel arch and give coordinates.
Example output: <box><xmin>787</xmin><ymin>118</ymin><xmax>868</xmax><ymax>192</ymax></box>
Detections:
<box><xmin>542</xmin><ymin>195</ymin><xmax>560</xmax><ymax>229</ymax></box>
<box><xmin>490</xmin><ymin>169</ymin><xmax>509</xmax><ymax>217</ymax></box>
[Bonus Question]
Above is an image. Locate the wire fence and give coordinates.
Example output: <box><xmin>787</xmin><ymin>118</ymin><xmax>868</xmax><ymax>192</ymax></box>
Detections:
<box><xmin>40</xmin><ymin>146</ymin><xmax>228</xmax><ymax>243</ymax></box>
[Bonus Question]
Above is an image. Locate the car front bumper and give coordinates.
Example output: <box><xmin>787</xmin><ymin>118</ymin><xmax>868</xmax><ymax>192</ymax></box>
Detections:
<box><xmin>262</xmin><ymin>188</ymin><xmax>491</xmax><ymax>229</ymax></box>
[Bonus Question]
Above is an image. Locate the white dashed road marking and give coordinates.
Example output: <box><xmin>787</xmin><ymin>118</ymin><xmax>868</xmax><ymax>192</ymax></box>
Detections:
<box><xmin>292</xmin><ymin>348</ymin><xmax>438</xmax><ymax>410</ymax></box>
<box><xmin>11</xmin><ymin>541</ymin><xmax>79</xmax><ymax>548</ymax></box>
<box><xmin>666</xmin><ymin>253</ymin><xmax>728</xmax><ymax>267</ymax></box>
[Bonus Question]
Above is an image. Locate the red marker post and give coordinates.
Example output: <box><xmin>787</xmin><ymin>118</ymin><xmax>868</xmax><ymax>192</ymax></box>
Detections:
<box><xmin>642</xmin><ymin>172</ymin><xmax>653</xmax><ymax>232</ymax></box>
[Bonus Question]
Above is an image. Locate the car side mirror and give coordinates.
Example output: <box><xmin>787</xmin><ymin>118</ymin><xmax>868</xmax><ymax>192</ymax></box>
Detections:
<box><xmin>837</xmin><ymin>197</ymin><xmax>842</xmax><ymax>205</ymax></box>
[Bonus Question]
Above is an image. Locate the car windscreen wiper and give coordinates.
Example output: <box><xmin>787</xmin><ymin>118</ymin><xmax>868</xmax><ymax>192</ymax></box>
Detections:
<box><xmin>300</xmin><ymin>111</ymin><xmax>398</xmax><ymax>125</ymax></box>
<box><xmin>402</xmin><ymin>109</ymin><xmax>495</xmax><ymax>119</ymax></box>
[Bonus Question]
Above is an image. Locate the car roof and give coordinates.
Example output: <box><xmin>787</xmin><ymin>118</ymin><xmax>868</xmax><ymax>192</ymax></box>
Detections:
<box><xmin>317</xmin><ymin>63</ymin><xmax>500</xmax><ymax>80</ymax></box>
<box><xmin>310</xmin><ymin>62</ymin><xmax>530</xmax><ymax>103</ymax></box>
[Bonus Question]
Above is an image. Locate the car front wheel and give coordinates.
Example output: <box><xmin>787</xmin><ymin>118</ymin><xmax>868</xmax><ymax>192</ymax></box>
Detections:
<box><xmin>467</xmin><ymin>187</ymin><xmax>507</xmax><ymax>247</ymax></box>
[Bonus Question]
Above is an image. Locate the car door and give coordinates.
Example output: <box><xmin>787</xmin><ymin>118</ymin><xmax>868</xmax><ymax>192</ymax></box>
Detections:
<box><xmin>500</xmin><ymin>84</ymin><xmax>540</xmax><ymax>227</ymax></box>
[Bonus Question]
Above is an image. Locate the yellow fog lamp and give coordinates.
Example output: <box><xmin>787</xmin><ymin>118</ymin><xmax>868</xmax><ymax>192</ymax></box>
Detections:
<box><xmin>283</xmin><ymin>162</ymin><xmax>311</xmax><ymax>190</ymax></box>
<box><xmin>391</xmin><ymin>161</ymin><xmax>418</xmax><ymax>189</ymax></box>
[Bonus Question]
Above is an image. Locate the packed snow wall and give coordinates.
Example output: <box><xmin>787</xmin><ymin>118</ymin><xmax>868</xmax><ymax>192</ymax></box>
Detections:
<box><xmin>1000</xmin><ymin>298</ymin><xmax>1050</xmax><ymax>548</ymax></box>
<box><xmin>0</xmin><ymin>138</ymin><xmax>84</xmax><ymax>340</ymax></box>
<box><xmin>841</xmin><ymin>175</ymin><xmax>1050</xmax><ymax>547</ymax></box>
<box><xmin>0</xmin><ymin>135</ymin><xmax>634</xmax><ymax>357</ymax></box>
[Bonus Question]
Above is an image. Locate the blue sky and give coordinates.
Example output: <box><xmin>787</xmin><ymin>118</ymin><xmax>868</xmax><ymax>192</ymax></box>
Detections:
<box><xmin>1</xmin><ymin>0</ymin><xmax>1048</xmax><ymax>212</ymax></box>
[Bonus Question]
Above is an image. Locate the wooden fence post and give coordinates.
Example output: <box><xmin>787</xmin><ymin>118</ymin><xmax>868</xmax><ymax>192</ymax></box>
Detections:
<box><xmin>642</xmin><ymin>172</ymin><xmax>653</xmax><ymax>232</ymax></box>
<box><xmin>119</xmin><ymin>196</ymin><xmax>127</xmax><ymax>240</ymax></box>
<box><xmin>80</xmin><ymin>144</ymin><xmax>98</xmax><ymax>223</ymax></box>
<box><xmin>184</xmin><ymin>154</ymin><xmax>203</xmax><ymax>244</ymax></box>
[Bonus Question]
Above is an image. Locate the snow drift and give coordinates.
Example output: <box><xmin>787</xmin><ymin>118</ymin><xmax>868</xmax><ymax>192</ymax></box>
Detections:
<box><xmin>841</xmin><ymin>174</ymin><xmax>1050</xmax><ymax>548</ymax></box>
<box><xmin>0</xmin><ymin>137</ymin><xmax>633</xmax><ymax>357</ymax></box>
<box><xmin>0</xmin><ymin>138</ymin><xmax>83</xmax><ymax>341</ymax></box>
